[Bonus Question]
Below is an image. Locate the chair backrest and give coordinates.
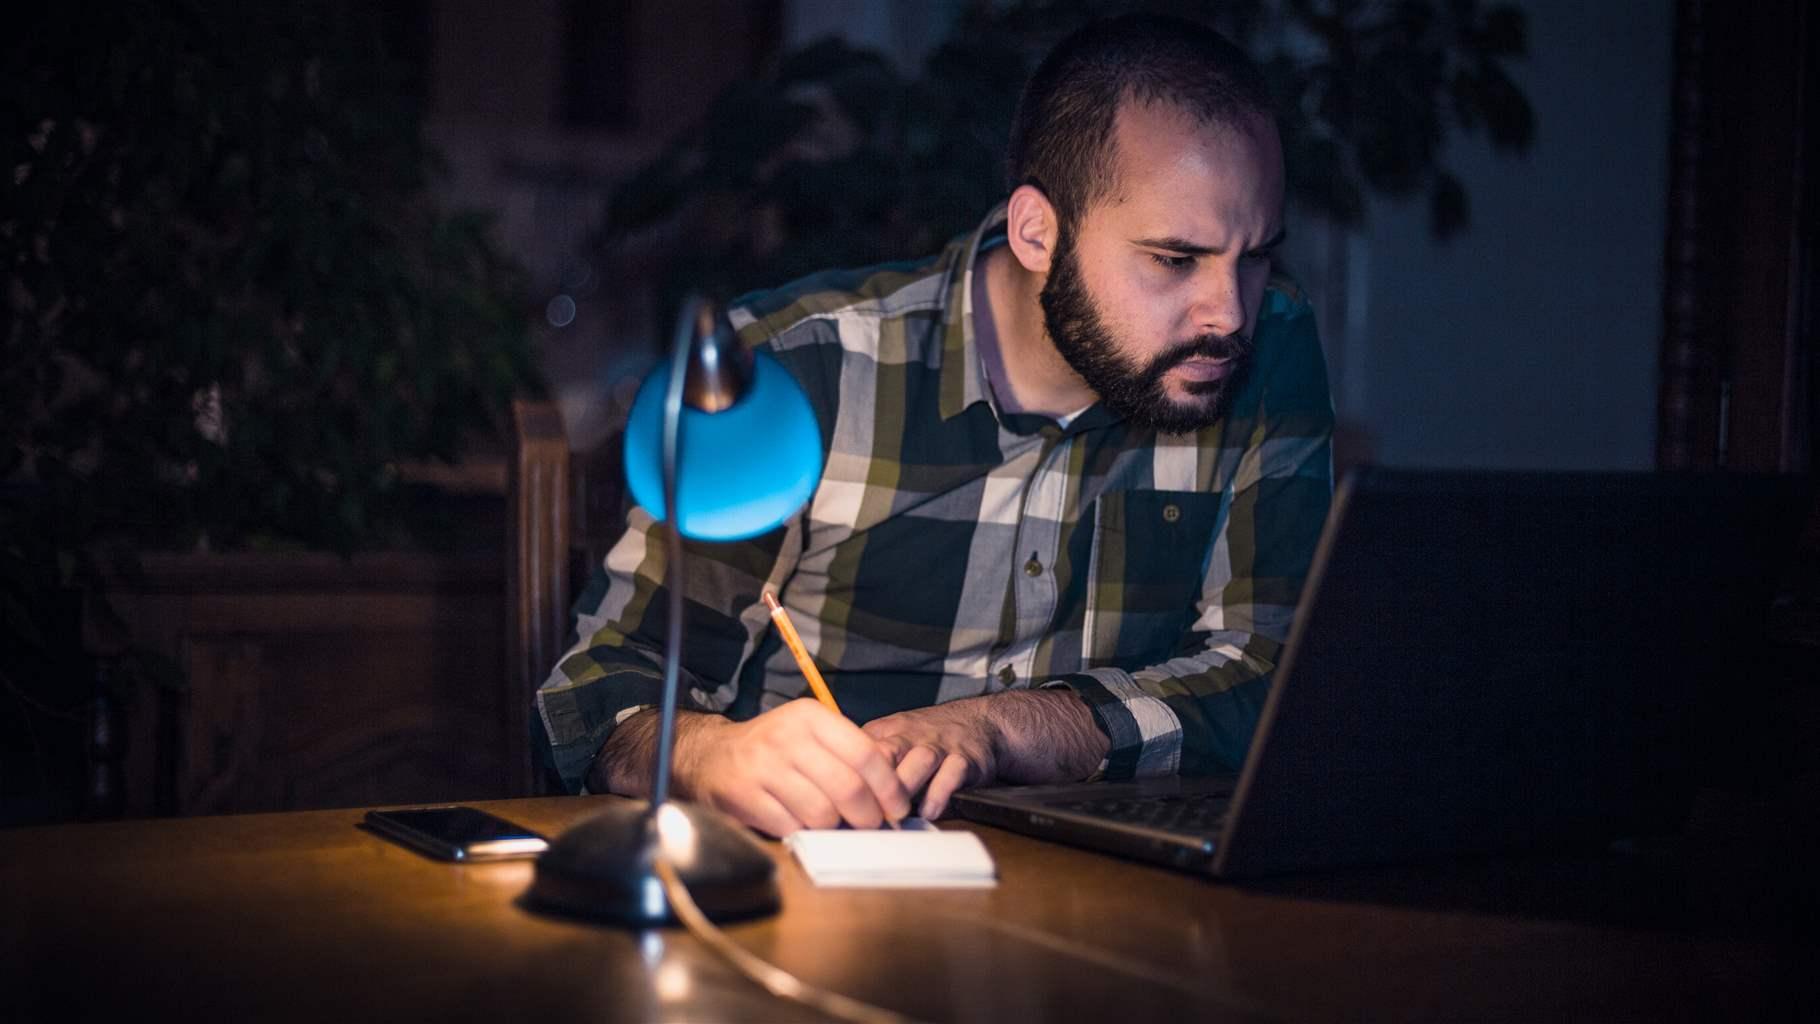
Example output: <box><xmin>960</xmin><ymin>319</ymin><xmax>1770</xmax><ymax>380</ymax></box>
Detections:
<box><xmin>506</xmin><ymin>399</ymin><xmax>570</xmax><ymax>795</ymax></box>
<box><xmin>506</xmin><ymin>397</ymin><xmax>635</xmax><ymax>794</ymax></box>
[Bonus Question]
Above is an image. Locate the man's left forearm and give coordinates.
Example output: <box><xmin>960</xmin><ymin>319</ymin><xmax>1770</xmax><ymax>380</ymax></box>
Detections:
<box><xmin>983</xmin><ymin>688</ymin><xmax>1110</xmax><ymax>784</ymax></box>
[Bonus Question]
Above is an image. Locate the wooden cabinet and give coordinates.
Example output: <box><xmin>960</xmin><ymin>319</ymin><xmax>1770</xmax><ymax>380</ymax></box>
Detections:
<box><xmin>112</xmin><ymin>551</ymin><xmax>515</xmax><ymax>816</ymax></box>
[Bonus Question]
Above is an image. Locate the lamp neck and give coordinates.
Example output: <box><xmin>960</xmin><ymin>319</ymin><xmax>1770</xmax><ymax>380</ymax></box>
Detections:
<box><xmin>648</xmin><ymin>297</ymin><xmax>704</xmax><ymax>810</ymax></box>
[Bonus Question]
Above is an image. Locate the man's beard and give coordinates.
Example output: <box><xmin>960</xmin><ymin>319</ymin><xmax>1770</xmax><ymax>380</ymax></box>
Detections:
<box><xmin>1039</xmin><ymin>228</ymin><xmax>1253</xmax><ymax>434</ymax></box>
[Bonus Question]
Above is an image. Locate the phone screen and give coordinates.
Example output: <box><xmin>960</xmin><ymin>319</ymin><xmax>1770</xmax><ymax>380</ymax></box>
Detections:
<box><xmin>365</xmin><ymin>806</ymin><xmax>548</xmax><ymax>860</ymax></box>
<box><xmin>384</xmin><ymin>807</ymin><xmax>541</xmax><ymax>843</ymax></box>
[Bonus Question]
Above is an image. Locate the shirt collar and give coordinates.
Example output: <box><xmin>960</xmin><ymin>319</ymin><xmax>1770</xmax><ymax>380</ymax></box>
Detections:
<box><xmin>938</xmin><ymin>203</ymin><xmax>1122</xmax><ymax>438</ymax></box>
<box><xmin>938</xmin><ymin>203</ymin><xmax>1009</xmax><ymax>422</ymax></box>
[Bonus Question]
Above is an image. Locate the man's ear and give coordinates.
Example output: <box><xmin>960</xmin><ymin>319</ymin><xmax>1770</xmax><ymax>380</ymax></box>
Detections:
<box><xmin>1005</xmin><ymin>184</ymin><xmax>1060</xmax><ymax>275</ymax></box>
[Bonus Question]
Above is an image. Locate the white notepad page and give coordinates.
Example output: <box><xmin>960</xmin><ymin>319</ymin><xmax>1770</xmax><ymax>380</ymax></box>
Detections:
<box><xmin>783</xmin><ymin>820</ymin><xmax>998</xmax><ymax>888</ymax></box>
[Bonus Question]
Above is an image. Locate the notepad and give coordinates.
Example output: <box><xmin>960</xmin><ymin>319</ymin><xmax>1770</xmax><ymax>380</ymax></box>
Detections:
<box><xmin>783</xmin><ymin>820</ymin><xmax>998</xmax><ymax>888</ymax></box>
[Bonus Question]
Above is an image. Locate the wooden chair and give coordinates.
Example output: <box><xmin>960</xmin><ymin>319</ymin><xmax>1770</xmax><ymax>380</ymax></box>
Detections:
<box><xmin>505</xmin><ymin>398</ymin><xmax>630</xmax><ymax>794</ymax></box>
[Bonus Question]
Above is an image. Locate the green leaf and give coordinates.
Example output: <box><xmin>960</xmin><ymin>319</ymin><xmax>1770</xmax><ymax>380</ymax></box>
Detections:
<box><xmin>1473</xmin><ymin>63</ymin><xmax>1536</xmax><ymax>151</ymax></box>
<box><xmin>1429</xmin><ymin>171</ymin><xmax>1470</xmax><ymax>237</ymax></box>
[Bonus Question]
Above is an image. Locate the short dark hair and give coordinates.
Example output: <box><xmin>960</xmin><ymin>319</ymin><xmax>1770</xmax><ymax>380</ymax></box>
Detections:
<box><xmin>1006</xmin><ymin>14</ymin><xmax>1274</xmax><ymax>229</ymax></box>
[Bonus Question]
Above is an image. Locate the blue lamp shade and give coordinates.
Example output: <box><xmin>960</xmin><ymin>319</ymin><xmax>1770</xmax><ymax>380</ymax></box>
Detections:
<box><xmin>623</xmin><ymin>350</ymin><xmax>823</xmax><ymax>541</ymax></box>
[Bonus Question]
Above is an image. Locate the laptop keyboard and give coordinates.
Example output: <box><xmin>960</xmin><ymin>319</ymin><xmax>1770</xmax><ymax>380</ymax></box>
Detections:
<box><xmin>1050</xmin><ymin>789</ymin><xmax>1234</xmax><ymax>834</ymax></box>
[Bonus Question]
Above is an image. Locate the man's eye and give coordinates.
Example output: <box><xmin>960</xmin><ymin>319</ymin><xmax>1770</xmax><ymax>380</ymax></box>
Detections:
<box><xmin>1149</xmin><ymin>253</ymin><xmax>1195</xmax><ymax>271</ymax></box>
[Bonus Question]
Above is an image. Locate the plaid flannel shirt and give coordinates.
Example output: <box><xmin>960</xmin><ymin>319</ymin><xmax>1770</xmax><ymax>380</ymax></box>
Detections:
<box><xmin>535</xmin><ymin>206</ymin><xmax>1334</xmax><ymax>793</ymax></box>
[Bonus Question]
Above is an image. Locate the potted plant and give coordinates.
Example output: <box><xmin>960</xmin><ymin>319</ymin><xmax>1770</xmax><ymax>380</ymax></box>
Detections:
<box><xmin>2</xmin><ymin>2</ymin><xmax>542</xmax><ymax>822</ymax></box>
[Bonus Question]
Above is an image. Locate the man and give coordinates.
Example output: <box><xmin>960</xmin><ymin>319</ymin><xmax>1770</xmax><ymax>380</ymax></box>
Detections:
<box><xmin>535</xmin><ymin>14</ymin><xmax>1333</xmax><ymax>837</ymax></box>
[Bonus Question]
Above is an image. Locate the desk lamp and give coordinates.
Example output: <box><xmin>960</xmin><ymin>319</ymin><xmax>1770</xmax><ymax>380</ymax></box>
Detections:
<box><xmin>526</xmin><ymin>296</ymin><xmax>822</xmax><ymax>926</ymax></box>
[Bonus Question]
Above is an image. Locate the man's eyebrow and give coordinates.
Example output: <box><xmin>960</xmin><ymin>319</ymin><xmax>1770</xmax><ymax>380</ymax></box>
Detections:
<box><xmin>1133</xmin><ymin>226</ymin><xmax>1288</xmax><ymax>255</ymax></box>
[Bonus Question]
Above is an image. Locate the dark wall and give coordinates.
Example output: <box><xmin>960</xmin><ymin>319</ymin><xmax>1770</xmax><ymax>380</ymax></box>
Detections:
<box><xmin>1326</xmin><ymin>0</ymin><xmax>1673</xmax><ymax>470</ymax></box>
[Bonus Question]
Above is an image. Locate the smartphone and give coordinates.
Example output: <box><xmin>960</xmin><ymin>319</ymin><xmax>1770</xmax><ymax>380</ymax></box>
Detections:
<box><xmin>363</xmin><ymin>805</ymin><xmax>550</xmax><ymax>862</ymax></box>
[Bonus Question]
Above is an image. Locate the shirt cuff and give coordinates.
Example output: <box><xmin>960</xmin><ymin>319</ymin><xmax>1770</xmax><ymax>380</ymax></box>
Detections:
<box><xmin>1041</xmin><ymin>669</ymin><xmax>1183</xmax><ymax>780</ymax></box>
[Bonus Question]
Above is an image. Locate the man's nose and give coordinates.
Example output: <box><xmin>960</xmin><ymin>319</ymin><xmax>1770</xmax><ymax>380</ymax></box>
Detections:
<box><xmin>1190</xmin><ymin>265</ymin><xmax>1247</xmax><ymax>340</ymax></box>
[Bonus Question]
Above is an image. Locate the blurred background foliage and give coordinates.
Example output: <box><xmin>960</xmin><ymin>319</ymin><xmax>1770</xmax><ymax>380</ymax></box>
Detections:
<box><xmin>2</xmin><ymin>0</ymin><xmax>540</xmax><ymax>818</ymax></box>
<box><xmin>3</xmin><ymin>1</ymin><xmax>539</xmax><ymax>559</ymax></box>
<box><xmin>598</xmin><ymin>0</ymin><xmax>1534</xmax><ymax>314</ymax></box>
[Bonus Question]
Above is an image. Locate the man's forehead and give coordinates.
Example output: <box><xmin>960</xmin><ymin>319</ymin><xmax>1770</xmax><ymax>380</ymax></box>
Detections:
<box><xmin>1095</xmin><ymin>98</ymin><xmax>1283</xmax><ymax>229</ymax></box>
<box><xmin>1108</xmin><ymin>97</ymin><xmax>1280</xmax><ymax>180</ymax></box>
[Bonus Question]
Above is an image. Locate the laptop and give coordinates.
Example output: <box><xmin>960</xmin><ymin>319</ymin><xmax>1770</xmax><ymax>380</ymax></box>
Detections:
<box><xmin>952</xmin><ymin>467</ymin><xmax>1807</xmax><ymax>877</ymax></box>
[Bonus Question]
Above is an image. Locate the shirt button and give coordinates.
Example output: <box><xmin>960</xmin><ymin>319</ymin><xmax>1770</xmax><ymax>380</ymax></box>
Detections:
<box><xmin>997</xmin><ymin>665</ymin><xmax>1016</xmax><ymax>685</ymax></box>
<box><xmin>1023</xmin><ymin>556</ymin><xmax>1043</xmax><ymax>577</ymax></box>
<box><xmin>1162</xmin><ymin>503</ymin><xmax>1181</xmax><ymax>523</ymax></box>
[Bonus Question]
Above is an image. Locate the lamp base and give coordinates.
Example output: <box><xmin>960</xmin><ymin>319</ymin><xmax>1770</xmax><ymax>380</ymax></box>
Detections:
<box><xmin>523</xmin><ymin>800</ymin><xmax>780</xmax><ymax>927</ymax></box>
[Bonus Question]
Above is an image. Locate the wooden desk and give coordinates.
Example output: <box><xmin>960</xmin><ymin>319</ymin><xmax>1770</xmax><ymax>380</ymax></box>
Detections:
<box><xmin>2</xmin><ymin>796</ymin><xmax>1813</xmax><ymax>1021</ymax></box>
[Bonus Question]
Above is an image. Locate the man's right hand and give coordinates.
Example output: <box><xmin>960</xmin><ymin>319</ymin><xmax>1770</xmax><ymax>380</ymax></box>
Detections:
<box><xmin>597</xmin><ymin>700</ymin><xmax>912</xmax><ymax>838</ymax></box>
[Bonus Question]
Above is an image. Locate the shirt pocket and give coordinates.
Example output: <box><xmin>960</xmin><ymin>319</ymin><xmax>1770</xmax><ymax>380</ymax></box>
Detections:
<box><xmin>1085</xmin><ymin>489</ymin><xmax>1225</xmax><ymax>669</ymax></box>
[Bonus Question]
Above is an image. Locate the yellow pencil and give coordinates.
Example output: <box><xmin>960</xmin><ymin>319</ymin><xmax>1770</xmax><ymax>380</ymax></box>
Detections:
<box><xmin>762</xmin><ymin>590</ymin><xmax>901</xmax><ymax>828</ymax></box>
<box><xmin>762</xmin><ymin>590</ymin><xmax>839</xmax><ymax>713</ymax></box>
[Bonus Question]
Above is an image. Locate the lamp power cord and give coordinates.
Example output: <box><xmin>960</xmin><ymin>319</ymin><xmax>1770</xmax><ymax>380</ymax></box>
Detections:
<box><xmin>653</xmin><ymin>857</ymin><xmax>923</xmax><ymax>1024</ymax></box>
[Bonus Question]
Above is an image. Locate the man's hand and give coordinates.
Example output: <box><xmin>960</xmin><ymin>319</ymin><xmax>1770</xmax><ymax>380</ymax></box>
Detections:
<box><xmin>861</xmin><ymin>700</ymin><xmax>1000</xmax><ymax>821</ymax></box>
<box><xmin>592</xmin><ymin>701</ymin><xmax>912</xmax><ymax>838</ymax></box>
<box><xmin>864</xmin><ymin>688</ymin><xmax>1111</xmax><ymax>819</ymax></box>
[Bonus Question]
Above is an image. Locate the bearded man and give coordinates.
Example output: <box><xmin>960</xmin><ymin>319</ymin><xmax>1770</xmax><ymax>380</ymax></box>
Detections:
<box><xmin>536</xmin><ymin>13</ymin><xmax>1334</xmax><ymax>837</ymax></box>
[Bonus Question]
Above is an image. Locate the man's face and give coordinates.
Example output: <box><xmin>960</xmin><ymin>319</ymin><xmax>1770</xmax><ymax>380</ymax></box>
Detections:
<box><xmin>1039</xmin><ymin>102</ymin><xmax>1285</xmax><ymax>432</ymax></box>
